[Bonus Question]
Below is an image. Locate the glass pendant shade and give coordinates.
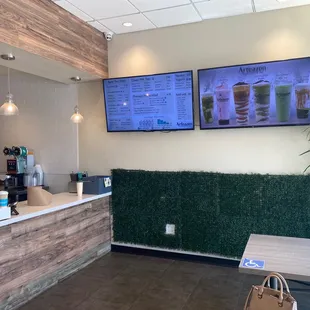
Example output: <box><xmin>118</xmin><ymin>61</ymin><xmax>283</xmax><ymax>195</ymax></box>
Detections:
<box><xmin>0</xmin><ymin>93</ymin><xmax>19</xmax><ymax>116</ymax></box>
<box><xmin>0</xmin><ymin>68</ymin><xmax>18</xmax><ymax>116</ymax></box>
<box><xmin>71</xmin><ymin>106</ymin><xmax>84</xmax><ymax>123</ymax></box>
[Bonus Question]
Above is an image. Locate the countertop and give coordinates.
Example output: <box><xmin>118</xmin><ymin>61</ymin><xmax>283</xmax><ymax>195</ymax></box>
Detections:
<box><xmin>0</xmin><ymin>192</ymin><xmax>112</xmax><ymax>228</ymax></box>
<box><xmin>0</xmin><ymin>185</ymin><xmax>49</xmax><ymax>196</ymax></box>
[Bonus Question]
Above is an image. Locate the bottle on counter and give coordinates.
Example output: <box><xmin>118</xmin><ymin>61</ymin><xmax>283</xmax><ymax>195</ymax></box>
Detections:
<box><xmin>23</xmin><ymin>171</ymin><xmax>32</xmax><ymax>187</ymax></box>
<box><xmin>32</xmin><ymin>171</ymin><xmax>38</xmax><ymax>187</ymax></box>
<box><xmin>35</xmin><ymin>165</ymin><xmax>44</xmax><ymax>186</ymax></box>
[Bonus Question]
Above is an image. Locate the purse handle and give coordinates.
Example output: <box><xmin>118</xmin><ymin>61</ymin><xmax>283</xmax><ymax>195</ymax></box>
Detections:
<box><xmin>268</xmin><ymin>272</ymin><xmax>291</xmax><ymax>293</ymax></box>
<box><xmin>259</xmin><ymin>274</ymin><xmax>284</xmax><ymax>304</ymax></box>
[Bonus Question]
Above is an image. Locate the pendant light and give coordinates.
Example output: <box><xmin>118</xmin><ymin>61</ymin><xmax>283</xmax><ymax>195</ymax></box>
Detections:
<box><xmin>0</xmin><ymin>67</ymin><xmax>19</xmax><ymax>116</ymax></box>
<box><xmin>71</xmin><ymin>105</ymin><xmax>84</xmax><ymax>123</ymax></box>
<box><xmin>70</xmin><ymin>76</ymin><xmax>83</xmax><ymax>123</ymax></box>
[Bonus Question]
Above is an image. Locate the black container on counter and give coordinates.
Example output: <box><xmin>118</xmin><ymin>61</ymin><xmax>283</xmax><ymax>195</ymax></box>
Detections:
<box><xmin>70</xmin><ymin>172</ymin><xmax>88</xmax><ymax>182</ymax></box>
<box><xmin>82</xmin><ymin>175</ymin><xmax>112</xmax><ymax>195</ymax></box>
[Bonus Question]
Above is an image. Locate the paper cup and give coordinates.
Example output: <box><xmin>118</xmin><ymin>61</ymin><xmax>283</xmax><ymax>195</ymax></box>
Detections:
<box><xmin>77</xmin><ymin>182</ymin><xmax>83</xmax><ymax>198</ymax></box>
<box><xmin>0</xmin><ymin>191</ymin><xmax>8</xmax><ymax>207</ymax></box>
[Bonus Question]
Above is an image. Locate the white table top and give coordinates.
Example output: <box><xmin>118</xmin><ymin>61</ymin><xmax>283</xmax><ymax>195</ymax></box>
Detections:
<box><xmin>239</xmin><ymin>234</ymin><xmax>310</xmax><ymax>282</ymax></box>
<box><xmin>0</xmin><ymin>192</ymin><xmax>111</xmax><ymax>228</ymax></box>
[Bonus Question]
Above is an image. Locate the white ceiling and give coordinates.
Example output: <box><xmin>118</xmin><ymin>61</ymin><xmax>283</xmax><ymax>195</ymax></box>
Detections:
<box><xmin>53</xmin><ymin>0</ymin><xmax>310</xmax><ymax>35</ymax></box>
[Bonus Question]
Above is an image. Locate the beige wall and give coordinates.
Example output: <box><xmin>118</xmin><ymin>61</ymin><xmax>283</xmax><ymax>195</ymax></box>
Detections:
<box><xmin>0</xmin><ymin>70</ymin><xmax>78</xmax><ymax>193</ymax></box>
<box><xmin>79</xmin><ymin>6</ymin><xmax>310</xmax><ymax>175</ymax></box>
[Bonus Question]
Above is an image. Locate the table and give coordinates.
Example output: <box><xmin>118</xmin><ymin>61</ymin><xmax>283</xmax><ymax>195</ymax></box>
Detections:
<box><xmin>239</xmin><ymin>234</ymin><xmax>310</xmax><ymax>287</ymax></box>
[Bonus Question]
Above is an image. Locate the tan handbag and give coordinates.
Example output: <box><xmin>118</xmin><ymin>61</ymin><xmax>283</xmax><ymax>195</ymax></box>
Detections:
<box><xmin>244</xmin><ymin>272</ymin><xmax>297</xmax><ymax>310</ymax></box>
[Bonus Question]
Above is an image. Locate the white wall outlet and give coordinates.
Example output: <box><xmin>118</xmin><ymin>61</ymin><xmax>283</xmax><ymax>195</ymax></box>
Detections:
<box><xmin>165</xmin><ymin>224</ymin><xmax>175</xmax><ymax>235</ymax></box>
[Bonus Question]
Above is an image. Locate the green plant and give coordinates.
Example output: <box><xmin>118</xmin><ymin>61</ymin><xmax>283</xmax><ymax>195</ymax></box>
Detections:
<box><xmin>300</xmin><ymin>127</ymin><xmax>310</xmax><ymax>173</ymax></box>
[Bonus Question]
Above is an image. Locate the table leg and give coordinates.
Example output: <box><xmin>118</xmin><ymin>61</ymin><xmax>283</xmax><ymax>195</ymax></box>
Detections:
<box><xmin>266</xmin><ymin>277</ymin><xmax>278</xmax><ymax>289</ymax></box>
<box><xmin>269</xmin><ymin>277</ymin><xmax>278</xmax><ymax>290</ymax></box>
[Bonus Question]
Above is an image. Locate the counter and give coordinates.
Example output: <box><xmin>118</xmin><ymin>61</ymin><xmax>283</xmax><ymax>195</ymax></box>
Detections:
<box><xmin>0</xmin><ymin>192</ymin><xmax>111</xmax><ymax>227</ymax></box>
<box><xmin>0</xmin><ymin>192</ymin><xmax>112</xmax><ymax>310</ymax></box>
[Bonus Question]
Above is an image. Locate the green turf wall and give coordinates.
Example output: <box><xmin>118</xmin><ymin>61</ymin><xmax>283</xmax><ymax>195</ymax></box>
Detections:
<box><xmin>112</xmin><ymin>169</ymin><xmax>310</xmax><ymax>258</ymax></box>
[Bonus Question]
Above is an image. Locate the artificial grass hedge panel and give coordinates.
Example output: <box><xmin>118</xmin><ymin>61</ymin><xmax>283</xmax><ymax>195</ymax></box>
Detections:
<box><xmin>112</xmin><ymin>169</ymin><xmax>310</xmax><ymax>258</ymax></box>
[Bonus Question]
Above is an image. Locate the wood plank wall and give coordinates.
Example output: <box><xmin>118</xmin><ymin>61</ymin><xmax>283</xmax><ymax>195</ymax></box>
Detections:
<box><xmin>0</xmin><ymin>197</ymin><xmax>111</xmax><ymax>310</ymax></box>
<box><xmin>0</xmin><ymin>0</ymin><xmax>108</xmax><ymax>78</ymax></box>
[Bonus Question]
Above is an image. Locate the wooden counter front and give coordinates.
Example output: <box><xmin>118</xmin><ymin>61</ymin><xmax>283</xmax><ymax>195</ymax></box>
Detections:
<box><xmin>0</xmin><ymin>196</ymin><xmax>111</xmax><ymax>310</ymax></box>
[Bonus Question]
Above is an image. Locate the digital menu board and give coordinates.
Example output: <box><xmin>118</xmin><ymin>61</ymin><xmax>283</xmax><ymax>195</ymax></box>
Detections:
<box><xmin>198</xmin><ymin>57</ymin><xmax>310</xmax><ymax>129</ymax></box>
<box><xmin>103</xmin><ymin>71</ymin><xmax>194</xmax><ymax>132</ymax></box>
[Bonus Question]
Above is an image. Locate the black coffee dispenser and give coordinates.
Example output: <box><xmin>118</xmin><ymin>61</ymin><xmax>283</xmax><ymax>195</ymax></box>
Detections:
<box><xmin>4</xmin><ymin>173</ymin><xmax>24</xmax><ymax>189</ymax></box>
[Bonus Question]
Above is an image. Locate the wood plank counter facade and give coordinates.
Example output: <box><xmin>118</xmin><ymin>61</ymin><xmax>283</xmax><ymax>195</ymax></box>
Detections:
<box><xmin>0</xmin><ymin>196</ymin><xmax>111</xmax><ymax>310</ymax></box>
<box><xmin>0</xmin><ymin>0</ymin><xmax>108</xmax><ymax>78</ymax></box>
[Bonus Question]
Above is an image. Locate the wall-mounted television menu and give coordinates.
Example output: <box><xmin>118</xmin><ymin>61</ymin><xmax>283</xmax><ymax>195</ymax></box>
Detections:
<box><xmin>103</xmin><ymin>71</ymin><xmax>194</xmax><ymax>132</ymax></box>
<box><xmin>198</xmin><ymin>57</ymin><xmax>310</xmax><ymax>129</ymax></box>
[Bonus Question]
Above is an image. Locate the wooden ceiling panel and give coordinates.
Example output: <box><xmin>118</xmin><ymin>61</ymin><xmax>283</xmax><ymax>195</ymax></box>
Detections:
<box><xmin>0</xmin><ymin>0</ymin><xmax>108</xmax><ymax>79</ymax></box>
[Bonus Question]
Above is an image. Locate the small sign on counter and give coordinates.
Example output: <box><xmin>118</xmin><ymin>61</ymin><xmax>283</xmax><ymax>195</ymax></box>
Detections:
<box><xmin>242</xmin><ymin>258</ymin><xmax>265</xmax><ymax>269</ymax></box>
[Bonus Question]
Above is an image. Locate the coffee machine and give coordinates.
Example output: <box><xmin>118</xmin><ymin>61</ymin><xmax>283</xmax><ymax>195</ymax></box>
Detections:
<box><xmin>2</xmin><ymin>146</ymin><xmax>35</xmax><ymax>202</ymax></box>
<box><xmin>1</xmin><ymin>147</ymin><xmax>47</xmax><ymax>213</ymax></box>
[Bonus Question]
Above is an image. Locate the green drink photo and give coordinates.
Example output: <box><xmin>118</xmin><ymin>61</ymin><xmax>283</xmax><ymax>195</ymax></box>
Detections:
<box><xmin>253</xmin><ymin>81</ymin><xmax>271</xmax><ymax>123</ymax></box>
<box><xmin>201</xmin><ymin>92</ymin><xmax>214</xmax><ymax>124</ymax></box>
<box><xmin>275</xmin><ymin>84</ymin><xmax>292</xmax><ymax>122</ymax></box>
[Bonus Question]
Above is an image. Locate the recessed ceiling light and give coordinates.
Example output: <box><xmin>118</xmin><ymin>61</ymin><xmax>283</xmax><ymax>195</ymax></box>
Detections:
<box><xmin>70</xmin><ymin>76</ymin><xmax>82</xmax><ymax>82</ymax></box>
<box><xmin>123</xmin><ymin>22</ymin><xmax>133</xmax><ymax>27</ymax></box>
<box><xmin>1</xmin><ymin>53</ymin><xmax>15</xmax><ymax>61</ymax></box>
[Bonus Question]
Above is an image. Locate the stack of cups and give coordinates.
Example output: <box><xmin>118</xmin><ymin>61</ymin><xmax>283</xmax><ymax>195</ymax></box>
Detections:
<box><xmin>0</xmin><ymin>191</ymin><xmax>8</xmax><ymax>207</ymax></box>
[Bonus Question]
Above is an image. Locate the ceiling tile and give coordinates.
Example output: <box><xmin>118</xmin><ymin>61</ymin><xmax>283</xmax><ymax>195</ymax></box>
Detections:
<box><xmin>87</xmin><ymin>21</ymin><xmax>111</xmax><ymax>33</ymax></box>
<box><xmin>68</xmin><ymin>0</ymin><xmax>138</xmax><ymax>19</ymax></box>
<box><xmin>56</xmin><ymin>0</ymin><xmax>93</xmax><ymax>21</ymax></box>
<box><xmin>99</xmin><ymin>13</ymin><xmax>156</xmax><ymax>34</ymax></box>
<box><xmin>144</xmin><ymin>4</ymin><xmax>201</xmax><ymax>28</ymax></box>
<box><xmin>254</xmin><ymin>0</ymin><xmax>310</xmax><ymax>12</ymax></box>
<box><xmin>129</xmin><ymin>0</ymin><xmax>191</xmax><ymax>12</ymax></box>
<box><xmin>195</xmin><ymin>0</ymin><xmax>253</xmax><ymax>19</ymax></box>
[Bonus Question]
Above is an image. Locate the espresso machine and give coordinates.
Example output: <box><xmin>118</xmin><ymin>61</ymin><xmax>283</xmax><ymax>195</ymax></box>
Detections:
<box><xmin>1</xmin><ymin>146</ymin><xmax>35</xmax><ymax>204</ymax></box>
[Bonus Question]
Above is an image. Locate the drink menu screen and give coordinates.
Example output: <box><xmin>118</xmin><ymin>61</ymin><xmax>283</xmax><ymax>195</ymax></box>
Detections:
<box><xmin>198</xmin><ymin>57</ymin><xmax>310</xmax><ymax>129</ymax></box>
<box><xmin>103</xmin><ymin>71</ymin><xmax>194</xmax><ymax>132</ymax></box>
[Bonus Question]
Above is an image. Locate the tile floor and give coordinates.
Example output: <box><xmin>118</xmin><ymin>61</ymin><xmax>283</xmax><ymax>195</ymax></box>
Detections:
<box><xmin>19</xmin><ymin>252</ymin><xmax>310</xmax><ymax>310</ymax></box>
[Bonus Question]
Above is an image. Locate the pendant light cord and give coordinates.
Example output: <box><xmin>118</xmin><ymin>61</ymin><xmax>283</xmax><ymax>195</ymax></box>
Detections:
<box><xmin>75</xmin><ymin>80</ymin><xmax>79</xmax><ymax>172</ymax></box>
<box><xmin>8</xmin><ymin>67</ymin><xmax>10</xmax><ymax>94</ymax></box>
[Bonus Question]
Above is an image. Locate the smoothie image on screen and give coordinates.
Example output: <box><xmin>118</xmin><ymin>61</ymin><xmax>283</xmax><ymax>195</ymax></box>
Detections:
<box><xmin>201</xmin><ymin>92</ymin><xmax>214</xmax><ymax>124</ymax></box>
<box><xmin>295</xmin><ymin>83</ymin><xmax>310</xmax><ymax>119</ymax></box>
<box><xmin>253</xmin><ymin>80</ymin><xmax>271</xmax><ymax>123</ymax></box>
<box><xmin>233</xmin><ymin>82</ymin><xmax>250</xmax><ymax>125</ymax></box>
<box><xmin>275</xmin><ymin>84</ymin><xmax>292</xmax><ymax>122</ymax></box>
<box><xmin>215</xmin><ymin>84</ymin><xmax>230</xmax><ymax>125</ymax></box>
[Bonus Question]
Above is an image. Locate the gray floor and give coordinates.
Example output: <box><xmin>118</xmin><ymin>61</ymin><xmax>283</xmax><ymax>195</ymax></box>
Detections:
<box><xmin>20</xmin><ymin>252</ymin><xmax>310</xmax><ymax>310</ymax></box>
